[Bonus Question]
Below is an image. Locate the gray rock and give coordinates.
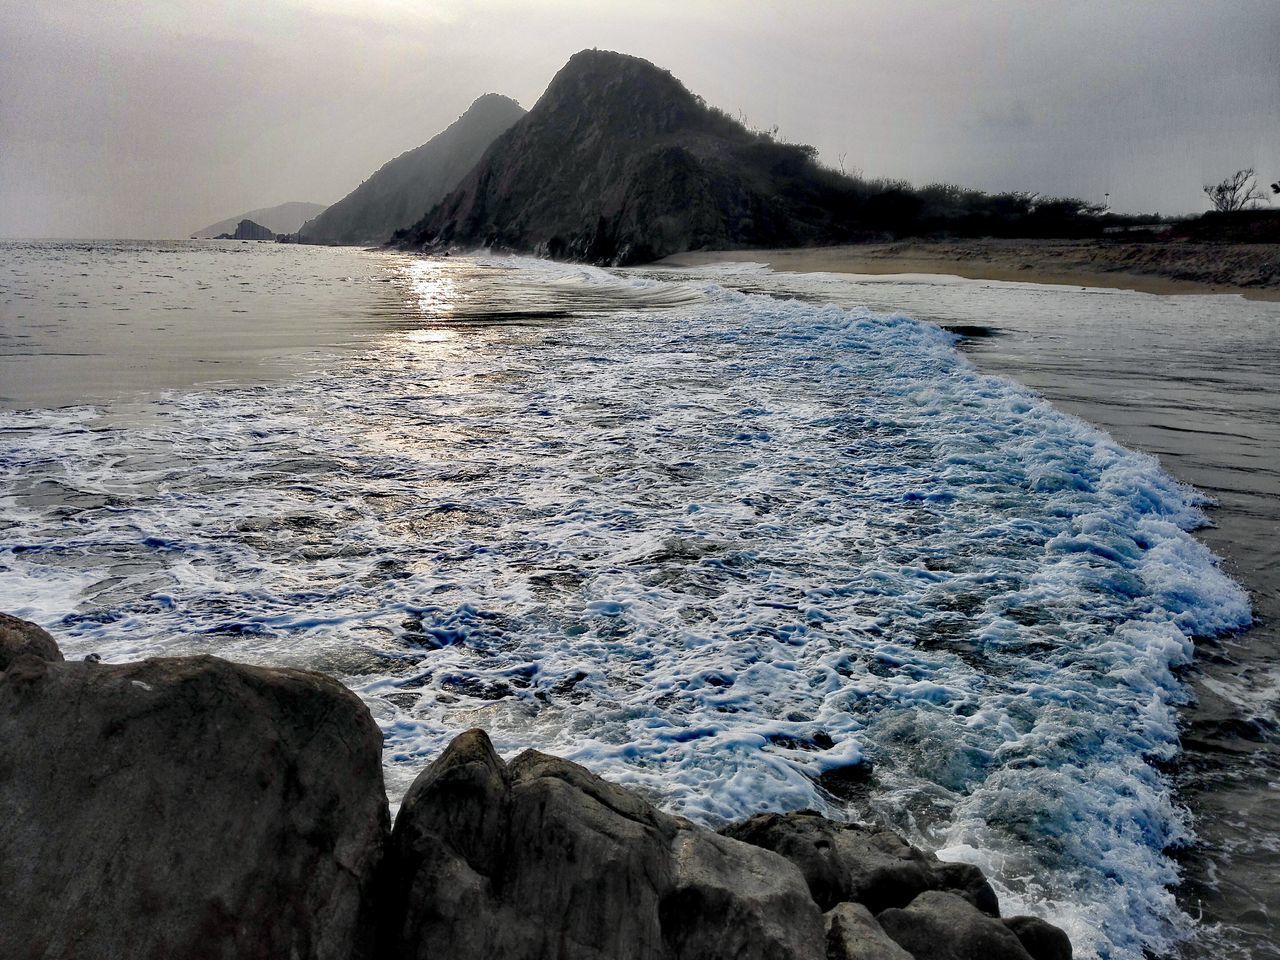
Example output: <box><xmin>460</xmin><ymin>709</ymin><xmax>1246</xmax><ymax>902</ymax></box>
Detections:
<box><xmin>877</xmin><ymin>891</ymin><xmax>1034</xmax><ymax>960</ymax></box>
<box><xmin>382</xmin><ymin>728</ymin><xmax>826</xmax><ymax>960</ymax></box>
<box><xmin>824</xmin><ymin>902</ymin><xmax>913</xmax><ymax>960</ymax></box>
<box><xmin>722</xmin><ymin>810</ymin><xmax>1000</xmax><ymax>915</ymax></box>
<box><xmin>0</xmin><ymin>653</ymin><xmax>388</xmax><ymax>960</ymax></box>
<box><xmin>1003</xmin><ymin>915</ymin><xmax>1073</xmax><ymax>960</ymax></box>
<box><xmin>0</xmin><ymin>612</ymin><xmax>63</xmax><ymax>670</ymax></box>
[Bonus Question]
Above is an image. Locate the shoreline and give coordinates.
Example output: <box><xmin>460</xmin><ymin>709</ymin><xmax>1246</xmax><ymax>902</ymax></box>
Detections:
<box><xmin>658</xmin><ymin>239</ymin><xmax>1280</xmax><ymax>301</ymax></box>
<box><xmin>653</xmin><ymin>252</ymin><xmax>1280</xmax><ymax>958</ymax></box>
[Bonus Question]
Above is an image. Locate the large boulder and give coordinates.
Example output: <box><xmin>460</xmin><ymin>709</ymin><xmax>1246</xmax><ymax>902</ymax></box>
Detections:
<box><xmin>0</xmin><ymin>652</ymin><xmax>388</xmax><ymax>960</ymax></box>
<box><xmin>721</xmin><ymin>810</ymin><xmax>999</xmax><ymax>915</ymax></box>
<box><xmin>824</xmin><ymin>902</ymin><xmax>913</xmax><ymax>960</ymax></box>
<box><xmin>380</xmin><ymin>728</ymin><xmax>826</xmax><ymax>960</ymax></box>
<box><xmin>0</xmin><ymin>612</ymin><xmax>63</xmax><ymax>670</ymax></box>
<box><xmin>876</xmin><ymin>891</ymin><xmax>1033</xmax><ymax>960</ymax></box>
<box><xmin>1003</xmin><ymin>916</ymin><xmax>1073</xmax><ymax>960</ymax></box>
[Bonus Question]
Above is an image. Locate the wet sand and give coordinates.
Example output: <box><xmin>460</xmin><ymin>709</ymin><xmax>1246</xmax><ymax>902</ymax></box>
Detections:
<box><xmin>660</xmin><ymin>239</ymin><xmax>1280</xmax><ymax>301</ymax></box>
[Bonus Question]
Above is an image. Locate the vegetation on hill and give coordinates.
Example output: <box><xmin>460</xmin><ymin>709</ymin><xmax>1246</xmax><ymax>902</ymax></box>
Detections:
<box><xmin>395</xmin><ymin>51</ymin><xmax>1157</xmax><ymax>264</ymax></box>
<box><xmin>393</xmin><ymin>51</ymin><xmax>1273</xmax><ymax>265</ymax></box>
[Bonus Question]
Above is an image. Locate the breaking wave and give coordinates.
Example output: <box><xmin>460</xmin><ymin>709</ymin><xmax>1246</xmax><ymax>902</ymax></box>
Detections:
<box><xmin>0</xmin><ymin>256</ymin><xmax>1250</xmax><ymax>959</ymax></box>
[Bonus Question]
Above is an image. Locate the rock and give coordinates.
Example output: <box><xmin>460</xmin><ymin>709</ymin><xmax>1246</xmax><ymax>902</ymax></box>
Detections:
<box><xmin>661</xmin><ymin>828</ymin><xmax>825</xmax><ymax>960</ymax></box>
<box><xmin>381</xmin><ymin>728</ymin><xmax>825</xmax><ymax>960</ymax></box>
<box><xmin>0</xmin><ymin>612</ymin><xmax>63</xmax><ymax>670</ymax></box>
<box><xmin>935</xmin><ymin>860</ymin><xmax>1004</xmax><ymax>916</ymax></box>
<box><xmin>191</xmin><ymin>201</ymin><xmax>326</xmax><ymax>240</ymax></box>
<box><xmin>229</xmin><ymin>218</ymin><xmax>275</xmax><ymax>240</ymax></box>
<box><xmin>1003</xmin><ymin>916</ymin><xmax>1073</xmax><ymax>960</ymax></box>
<box><xmin>721</xmin><ymin>810</ymin><xmax>1000</xmax><ymax>915</ymax></box>
<box><xmin>816</xmin><ymin>759</ymin><xmax>875</xmax><ymax>802</ymax></box>
<box><xmin>877</xmin><ymin>891</ymin><xmax>1034</xmax><ymax>960</ymax></box>
<box><xmin>0</xmin><ymin>653</ymin><xmax>388</xmax><ymax>960</ymax></box>
<box><xmin>824</xmin><ymin>902</ymin><xmax>913</xmax><ymax>960</ymax></box>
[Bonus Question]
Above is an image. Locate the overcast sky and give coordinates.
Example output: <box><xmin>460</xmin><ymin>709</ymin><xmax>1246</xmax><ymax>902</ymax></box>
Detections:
<box><xmin>2</xmin><ymin>0</ymin><xmax>1276</xmax><ymax>238</ymax></box>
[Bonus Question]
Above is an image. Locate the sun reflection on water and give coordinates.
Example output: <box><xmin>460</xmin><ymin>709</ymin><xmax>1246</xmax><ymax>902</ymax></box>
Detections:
<box><xmin>402</xmin><ymin>259</ymin><xmax>466</xmax><ymax>319</ymax></box>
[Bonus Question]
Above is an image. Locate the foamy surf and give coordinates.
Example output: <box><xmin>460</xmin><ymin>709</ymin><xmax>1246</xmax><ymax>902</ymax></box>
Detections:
<box><xmin>0</xmin><ymin>255</ymin><xmax>1250</xmax><ymax>960</ymax></box>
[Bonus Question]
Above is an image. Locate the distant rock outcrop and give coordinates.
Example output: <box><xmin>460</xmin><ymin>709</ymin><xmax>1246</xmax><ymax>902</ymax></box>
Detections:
<box><xmin>0</xmin><ymin>614</ymin><xmax>1073</xmax><ymax>960</ymax></box>
<box><xmin>192</xmin><ymin>201</ymin><xmax>327</xmax><ymax>239</ymax></box>
<box><xmin>398</xmin><ymin>50</ymin><xmax>866</xmax><ymax>265</ymax></box>
<box><xmin>300</xmin><ymin>94</ymin><xmax>525</xmax><ymax>246</ymax></box>
<box><xmin>215</xmin><ymin>218</ymin><xmax>276</xmax><ymax>240</ymax></box>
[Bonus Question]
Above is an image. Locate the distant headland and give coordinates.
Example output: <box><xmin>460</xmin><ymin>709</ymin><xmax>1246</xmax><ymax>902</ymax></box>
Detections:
<box><xmin>200</xmin><ymin>49</ymin><xmax>1275</xmax><ymax>295</ymax></box>
<box><xmin>191</xmin><ymin>201</ymin><xmax>327</xmax><ymax>240</ymax></box>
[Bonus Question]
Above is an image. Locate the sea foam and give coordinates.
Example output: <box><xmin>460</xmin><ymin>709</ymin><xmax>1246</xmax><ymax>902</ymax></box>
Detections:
<box><xmin>0</xmin><ymin>256</ymin><xmax>1249</xmax><ymax>960</ymax></box>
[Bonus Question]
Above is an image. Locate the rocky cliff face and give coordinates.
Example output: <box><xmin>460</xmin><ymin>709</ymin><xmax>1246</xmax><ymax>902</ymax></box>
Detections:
<box><xmin>300</xmin><ymin>94</ymin><xmax>525</xmax><ymax>246</ymax></box>
<box><xmin>0</xmin><ymin>615</ymin><xmax>1072</xmax><ymax>960</ymax></box>
<box><xmin>398</xmin><ymin>50</ymin><xmax>864</xmax><ymax>265</ymax></box>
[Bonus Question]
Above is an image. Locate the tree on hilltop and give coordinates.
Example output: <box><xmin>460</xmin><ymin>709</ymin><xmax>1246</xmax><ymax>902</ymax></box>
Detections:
<box><xmin>1203</xmin><ymin>168</ymin><xmax>1266</xmax><ymax>212</ymax></box>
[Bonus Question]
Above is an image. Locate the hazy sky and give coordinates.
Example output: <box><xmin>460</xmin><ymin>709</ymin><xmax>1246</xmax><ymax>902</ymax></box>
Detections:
<box><xmin>2</xmin><ymin>0</ymin><xmax>1277</xmax><ymax>238</ymax></box>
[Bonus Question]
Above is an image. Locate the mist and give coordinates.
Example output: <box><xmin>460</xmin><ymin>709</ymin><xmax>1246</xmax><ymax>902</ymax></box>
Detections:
<box><xmin>2</xmin><ymin>0</ymin><xmax>1276</xmax><ymax>238</ymax></box>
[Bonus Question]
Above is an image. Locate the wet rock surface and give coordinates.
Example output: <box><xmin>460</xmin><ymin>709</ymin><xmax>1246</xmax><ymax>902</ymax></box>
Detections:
<box><xmin>1002</xmin><ymin>915</ymin><xmax>1075</xmax><ymax>960</ymax></box>
<box><xmin>381</xmin><ymin>732</ymin><xmax>1072</xmax><ymax>960</ymax></box>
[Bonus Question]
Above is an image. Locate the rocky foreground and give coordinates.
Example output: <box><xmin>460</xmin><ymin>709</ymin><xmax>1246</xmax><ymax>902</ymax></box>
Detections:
<box><xmin>0</xmin><ymin>613</ymin><xmax>1071</xmax><ymax>959</ymax></box>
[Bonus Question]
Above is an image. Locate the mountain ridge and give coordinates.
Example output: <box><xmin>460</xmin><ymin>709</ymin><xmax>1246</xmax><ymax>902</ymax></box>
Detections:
<box><xmin>397</xmin><ymin>50</ymin><xmax>864</xmax><ymax>265</ymax></box>
<box><xmin>299</xmin><ymin>94</ymin><xmax>525</xmax><ymax>246</ymax></box>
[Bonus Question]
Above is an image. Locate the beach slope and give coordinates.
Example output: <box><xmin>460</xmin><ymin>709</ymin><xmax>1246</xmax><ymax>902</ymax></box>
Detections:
<box><xmin>660</xmin><ymin>238</ymin><xmax>1279</xmax><ymax>299</ymax></box>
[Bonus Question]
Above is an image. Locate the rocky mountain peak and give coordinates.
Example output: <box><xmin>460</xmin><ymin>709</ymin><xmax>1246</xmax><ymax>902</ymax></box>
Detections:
<box><xmin>532</xmin><ymin>50</ymin><xmax>703</xmax><ymax>136</ymax></box>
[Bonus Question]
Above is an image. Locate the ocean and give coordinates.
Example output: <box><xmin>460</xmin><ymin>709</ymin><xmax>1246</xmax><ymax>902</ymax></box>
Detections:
<box><xmin>2</xmin><ymin>239</ymin><xmax>1276</xmax><ymax>959</ymax></box>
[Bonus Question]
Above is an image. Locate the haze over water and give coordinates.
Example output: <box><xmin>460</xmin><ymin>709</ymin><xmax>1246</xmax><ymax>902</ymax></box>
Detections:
<box><xmin>2</xmin><ymin>241</ymin><xmax>1277</xmax><ymax>959</ymax></box>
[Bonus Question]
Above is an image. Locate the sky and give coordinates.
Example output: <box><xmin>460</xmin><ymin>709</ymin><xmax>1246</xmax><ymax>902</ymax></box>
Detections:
<box><xmin>2</xmin><ymin>0</ymin><xmax>1277</xmax><ymax>238</ymax></box>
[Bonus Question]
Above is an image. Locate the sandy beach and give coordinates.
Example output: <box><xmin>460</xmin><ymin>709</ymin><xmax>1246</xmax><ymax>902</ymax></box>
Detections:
<box><xmin>660</xmin><ymin>238</ymin><xmax>1280</xmax><ymax>300</ymax></box>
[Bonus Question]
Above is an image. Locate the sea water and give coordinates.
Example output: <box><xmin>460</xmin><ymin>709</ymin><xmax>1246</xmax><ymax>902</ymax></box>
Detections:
<box><xmin>0</xmin><ymin>241</ymin><xmax>1272</xmax><ymax>959</ymax></box>
<box><xmin>644</xmin><ymin>261</ymin><xmax>1280</xmax><ymax>960</ymax></box>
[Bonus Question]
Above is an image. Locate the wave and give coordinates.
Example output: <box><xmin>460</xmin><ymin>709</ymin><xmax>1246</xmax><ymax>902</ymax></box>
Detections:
<box><xmin>0</xmin><ymin>255</ymin><xmax>1250</xmax><ymax>959</ymax></box>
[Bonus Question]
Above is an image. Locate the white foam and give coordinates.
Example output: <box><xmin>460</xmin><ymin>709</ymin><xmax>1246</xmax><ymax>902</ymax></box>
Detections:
<box><xmin>0</xmin><ymin>254</ymin><xmax>1251</xmax><ymax>960</ymax></box>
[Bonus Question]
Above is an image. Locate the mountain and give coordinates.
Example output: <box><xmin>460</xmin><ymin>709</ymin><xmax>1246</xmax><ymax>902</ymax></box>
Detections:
<box><xmin>299</xmin><ymin>94</ymin><xmax>526</xmax><ymax>246</ymax></box>
<box><xmin>397</xmin><ymin>50</ymin><xmax>865</xmax><ymax>265</ymax></box>
<box><xmin>192</xmin><ymin>201</ymin><xmax>327</xmax><ymax>240</ymax></box>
